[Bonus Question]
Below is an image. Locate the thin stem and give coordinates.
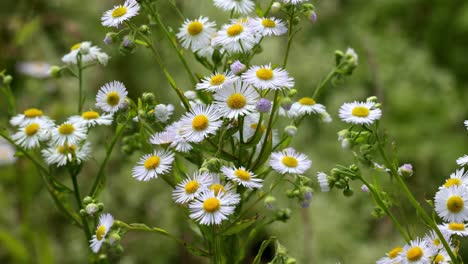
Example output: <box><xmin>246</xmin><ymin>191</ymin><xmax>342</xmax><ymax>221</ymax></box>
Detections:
<box><xmin>77</xmin><ymin>54</ymin><xmax>83</xmax><ymax>113</ymax></box>
<box><xmin>70</xmin><ymin>168</ymin><xmax>92</xmax><ymax>241</ymax></box>
<box><xmin>0</xmin><ymin>132</ymin><xmax>48</xmax><ymax>174</ymax></box>
<box><xmin>211</xmin><ymin>226</ymin><xmax>223</xmax><ymax>264</ymax></box>
<box><xmin>312</xmin><ymin>69</ymin><xmax>336</xmax><ymax>99</ymax></box>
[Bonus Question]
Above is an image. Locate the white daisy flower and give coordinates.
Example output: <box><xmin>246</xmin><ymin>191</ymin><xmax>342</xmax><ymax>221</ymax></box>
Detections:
<box><xmin>338</xmin><ymin>101</ymin><xmax>382</xmax><ymax>125</ymax></box>
<box><xmin>213</xmin><ymin>0</ymin><xmax>255</xmax><ymax>15</ymax></box>
<box><xmin>464</xmin><ymin>120</ymin><xmax>468</xmax><ymax>130</ymax></box>
<box><xmin>208</xmin><ymin>175</ymin><xmax>241</xmax><ymax>205</ymax></box>
<box><xmin>166</xmin><ymin>121</ymin><xmax>193</xmax><ymax>153</ymax></box>
<box><xmin>317</xmin><ymin>172</ymin><xmax>330</xmax><ymax>192</ymax></box>
<box><xmin>270</xmin><ymin>147</ymin><xmax>312</xmax><ymax>174</ymax></box>
<box><xmin>281</xmin><ymin>0</ymin><xmax>308</xmax><ymax>4</ymax></box>
<box><xmin>68</xmin><ymin>111</ymin><xmax>113</xmax><ymax>127</ymax></box>
<box><xmin>95</xmin><ymin>81</ymin><xmax>128</xmax><ymax>113</ymax></box>
<box><xmin>16</xmin><ymin>61</ymin><xmax>52</xmax><ymax>79</ymax></box>
<box><xmin>196</xmin><ymin>71</ymin><xmax>238</xmax><ymax>92</ymax></box>
<box><xmin>399</xmin><ymin>238</ymin><xmax>433</xmax><ymax>264</ymax></box>
<box><xmin>212</xmin><ymin>22</ymin><xmax>257</xmax><ymax>54</ymax></box>
<box><xmin>176</xmin><ymin>17</ymin><xmax>216</xmax><ymax>51</ymax></box>
<box><xmin>189</xmin><ymin>191</ymin><xmax>237</xmax><ymax>225</ymax></box>
<box><xmin>149</xmin><ymin>131</ymin><xmax>175</xmax><ymax>146</ymax></box>
<box><xmin>101</xmin><ymin>0</ymin><xmax>140</xmax><ymax>28</ymax></box>
<box><xmin>376</xmin><ymin>246</ymin><xmax>403</xmax><ymax>264</ymax></box>
<box><xmin>154</xmin><ymin>104</ymin><xmax>174</xmax><ymax>123</ymax></box>
<box><xmin>62</xmin><ymin>41</ymin><xmax>109</xmax><ymax>65</ymax></box>
<box><xmin>10</xmin><ymin>108</ymin><xmax>54</xmax><ymax>127</ymax></box>
<box><xmin>241</xmin><ymin>113</ymin><xmax>265</xmax><ymax>140</ymax></box>
<box><xmin>132</xmin><ymin>150</ymin><xmax>175</xmax><ymax>181</ymax></box>
<box><xmin>89</xmin><ymin>213</ymin><xmax>114</xmax><ymax>253</ymax></box>
<box><xmin>179</xmin><ymin>105</ymin><xmax>223</xmax><ymax>143</ymax></box>
<box><xmin>438</xmin><ymin>222</ymin><xmax>468</xmax><ymax>237</ymax></box>
<box><xmin>242</xmin><ymin>64</ymin><xmax>294</xmax><ymax>90</ymax></box>
<box><xmin>249</xmin><ymin>17</ymin><xmax>287</xmax><ymax>36</ymax></box>
<box><xmin>422</xmin><ymin>230</ymin><xmax>452</xmax><ymax>252</ymax></box>
<box><xmin>41</xmin><ymin>142</ymin><xmax>91</xmax><ymax>167</ymax></box>
<box><xmin>431</xmin><ymin>250</ymin><xmax>451</xmax><ymax>264</ymax></box>
<box><xmin>221</xmin><ymin>166</ymin><xmax>263</xmax><ymax>189</ymax></box>
<box><xmin>50</xmin><ymin>122</ymin><xmax>87</xmax><ymax>147</ymax></box>
<box><xmin>278</xmin><ymin>105</ymin><xmax>300</xmax><ymax>118</ymax></box>
<box><xmin>213</xmin><ymin>81</ymin><xmax>259</xmax><ymax>119</ymax></box>
<box><xmin>457</xmin><ymin>155</ymin><xmax>468</xmax><ymax>167</ymax></box>
<box><xmin>0</xmin><ymin>138</ymin><xmax>17</xmax><ymax>165</ymax></box>
<box><xmin>11</xmin><ymin>120</ymin><xmax>53</xmax><ymax>149</ymax></box>
<box><xmin>172</xmin><ymin>172</ymin><xmax>211</xmax><ymax>204</ymax></box>
<box><xmin>440</xmin><ymin>168</ymin><xmax>468</xmax><ymax>189</ymax></box>
<box><xmin>434</xmin><ymin>186</ymin><xmax>468</xmax><ymax>223</ymax></box>
<box><xmin>290</xmin><ymin>97</ymin><xmax>327</xmax><ymax>116</ymax></box>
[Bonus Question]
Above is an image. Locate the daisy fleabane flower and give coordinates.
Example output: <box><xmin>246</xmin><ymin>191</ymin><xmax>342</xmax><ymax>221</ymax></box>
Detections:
<box><xmin>242</xmin><ymin>64</ymin><xmax>294</xmax><ymax>90</ymax></box>
<box><xmin>41</xmin><ymin>142</ymin><xmax>91</xmax><ymax>167</ymax></box>
<box><xmin>50</xmin><ymin>122</ymin><xmax>87</xmax><ymax>146</ymax></box>
<box><xmin>101</xmin><ymin>0</ymin><xmax>140</xmax><ymax>28</ymax></box>
<box><xmin>179</xmin><ymin>105</ymin><xmax>223</xmax><ymax>143</ymax></box>
<box><xmin>438</xmin><ymin>222</ymin><xmax>468</xmax><ymax>237</ymax></box>
<box><xmin>189</xmin><ymin>191</ymin><xmax>238</xmax><ymax>225</ymax></box>
<box><xmin>376</xmin><ymin>246</ymin><xmax>403</xmax><ymax>264</ymax></box>
<box><xmin>221</xmin><ymin>166</ymin><xmax>263</xmax><ymax>189</ymax></box>
<box><xmin>213</xmin><ymin>0</ymin><xmax>254</xmax><ymax>15</ymax></box>
<box><xmin>457</xmin><ymin>155</ymin><xmax>468</xmax><ymax>167</ymax></box>
<box><xmin>213</xmin><ymin>81</ymin><xmax>259</xmax><ymax>119</ymax></box>
<box><xmin>249</xmin><ymin>17</ymin><xmax>288</xmax><ymax>36</ymax></box>
<box><xmin>177</xmin><ymin>17</ymin><xmax>216</xmax><ymax>51</ymax></box>
<box><xmin>62</xmin><ymin>42</ymin><xmax>109</xmax><ymax>65</ymax></box>
<box><xmin>172</xmin><ymin>172</ymin><xmax>211</xmax><ymax>204</ymax></box>
<box><xmin>11</xmin><ymin>119</ymin><xmax>53</xmax><ymax>149</ymax></box>
<box><xmin>132</xmin><ymin>150</ymin><xmax>175</xmax><ymax>181</ymax></box>
<box><xmin>0</xmin><ymin>138</ymin><xmax>17</xmax><ymax>165</ymax></box>
<box><xmin>96</xmin><ymin>81</ymin><xmax>128</xmax><ymax>113</ymax></box>
<box><xmin>290</xmin><ymin>97</ymin><xmax>327</xmax><ymax>116</ymax></box>
<box><xmin>10</xmin><ymin>108</ymin><xmax>54</xmax><ymax>127</ymax></box>
<box><xmin>338</xmin><ymin>101</ymin><xmax>382</xmax><ymax>125</ymax></box>
<box><xmin>431</xmin><ymin>250</ymin><xmax>451</xmax><ymax>264</ymax></box>
<box><xmin>440</xmin><ymin>168</ymin><xmax>468</xmax><ymax>189</ymax></box>
<box><xmin>434</xmin><ymin>185</ymin><xmax>468</xmax><ymax>223</ymax></box>
<box><xmin>90</xmin><ymin>213</ymin><xmax>114</xmax><ymax>253</ymax></box>
<box><xmin>196</xmin><ymin>71</ymin><xmax>238</xmax><ymax>92</ymax></box>
<box><xmin>399</xmin><ymin>238</ymin><xmax>433</xmax><ymax>264</ymax></box>
<box><xmin>270</xmin><ymin>148</ymin><xmax>312</xmax><ymax>175</ymax></box>
<box><xmin>212</xmin><ymin>22</ymin><xmax>257</xmax><ymax>54</ymax></box>
<box><xmin>281</xmin><ymin>0</ymin><xmax>308</xmax><ymax>4</ymax></box>
<box><xmin>68</xmin><ymin>111</ymin><xmax>113</xmax><ymax>127</ymax></box>
<box><xmin>422</xmin><ymin>230</ymin><xmax>452</xmax><ymax>252</ymax></box>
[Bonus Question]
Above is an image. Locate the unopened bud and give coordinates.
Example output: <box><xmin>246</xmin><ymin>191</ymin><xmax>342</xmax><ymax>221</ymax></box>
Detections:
<box><xmin>49</xmin><ymin>66</ymin><xmax>62</xmax><ymax>78</ymax></box>
<box><xmin>287</xmin><ymin>89</ymin><xmax>297</xmax><ymax>97</ymax></box>
<box><xmin>398</xmin><ymin>164</ymin><xmax>413</xmax><ymax>178</ymax></box>
<box><xmin>284</xmin><ymin>125</ymin><xmax>297</xmax><ymax>137</ymax></box>
<box><xmin>309</xmin><ymin>11</ymin><xmax>317</xmax><ymax>23</ymax></box>
<box><xmin>85</xmin><ymin>203</ymin><xmax>99</xmax><ymax>215</ymax></box>
<box><xmin>83</xmin><ymin>196</ymin><xmax>93</xmax><ymax>205</ymax></box>
<box><xmin>271</xmin><ymin>2</ymin><xmax>282</xmax><ymax>14</ymax></box>
<box><xmin>142</xmin><ymin>93</ymin><xmax>156</xmax><ymax>104</ymax></box>
<box><xmin>256</xmin><ymin>98</ymin><xmax>272</xmax><ymax>113</ymax></box>
<box><xmin>3</xmin><ymin>75</ymin><xmax>13</xmax><ymax>85</ymax></box>
<box><xmin>366</xmin><ymin>96</ymin><xmax>378</xmax><ymax>103</ymax></box>
<box><xmin>139</xmin><ymin>25</ymin><xmax>150</xmax><ymax>34</ymax></box>
<box><xmin>264</xmin><ymin>195</ymin><xmax>277</xmax><ymax>210</ymax></box>
<box><xmin>280</xmin><ymin>97</ymin><xmax>293</xmax><ymax>111</ymax></box>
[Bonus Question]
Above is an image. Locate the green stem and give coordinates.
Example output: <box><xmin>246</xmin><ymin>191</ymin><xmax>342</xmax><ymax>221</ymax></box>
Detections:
<box><xmin>89</xmin><ymin>121</ymin><xmax>129</xmax><ymax>197</ymax></box>
<box><xmin>0</xmin><ymin>132</ymin><xmax>48</xmax><ymax>174</ymax></box>
<box><xmin>69</xmin><ymin>167</ymin><xmax>92</xmax><ymax>241</ymax></box>
<box><xmin>312</xmin><ymin>69</ymin><xmax>336</xmax><ymax>99</ymax></box>
<box><xmin>211</xmin><ymin>227</ymin><xmax>223</xmax><ymax>264</ymax></box>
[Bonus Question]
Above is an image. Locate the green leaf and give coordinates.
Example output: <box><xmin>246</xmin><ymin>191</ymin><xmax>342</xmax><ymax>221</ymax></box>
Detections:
<box><xmin>222</xmin><ymin>216</ymin><xmax>258</xmax><ymax>236</ymax></box>
<box><xmin>253</xmin><ymin>237</ymin><xmax>276</xmax><ymax>264</ymax></box>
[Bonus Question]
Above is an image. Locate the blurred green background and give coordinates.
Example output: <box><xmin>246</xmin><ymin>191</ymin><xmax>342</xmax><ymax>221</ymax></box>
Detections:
<box><xmin>1</xmin><ymin>0</ymin><xmax>468</xmax><ymax>263</ymax></box>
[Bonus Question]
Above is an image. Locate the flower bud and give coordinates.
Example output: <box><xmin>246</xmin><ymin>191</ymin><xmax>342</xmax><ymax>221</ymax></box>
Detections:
<box><xmin>360</xmin><ymin>184</ymin><xmax>370</xmax><ymax>193</ymax></box>
<box><xmin>230</xmin><ymin>60</ymin><xmax>246</xmax><ymax>75</ymax></box>
<box><xmin>284</xmin><ymin>125</ymin><xmax>297</xmax><ymax>137</ymax></box>
<box><xmin>85</xmin><ymin>203</ymin><xmax>99</xmax><ymax>216</ymax></box>
<box><xmin>83</xmin><ymin>196</ymin><xmax>93</xmax><ymax>205</ymax></box>
<box><xmin>3</xmin><ymin>75</ymin><xmax>13</xmax><ymax>85</ymax></box>
<box><xmin>202</xmin><ymin>158</ymin><xmax>222</xmax><ymax>172</ymax></box>
<box><xmin>139</xmin><ymin>25</ymin><xmax>150</xmax><ymax>34</ymax></box>
<box><xmin>309</xmin><ymin>11</ymin><xmax>317</xmax><ymax>23</ymax></box>
<box><xmin>280</xmin><ymin>97</ymin><xmax>292</xmax><ymax>111</ymax></box>
<box><xmin>264</xmin><ymin>195</ymin><xmax>277</xmax><ymax>210</ymax></box>
<box><xmin>108</xmin><ymin>232</ymin><xmax>121</xmax><ymax>245</ymax></box>
<box><xmin>286</xmin><ymin>258</ymin><xmax>297</xmax><ymax>264</ymax></box>
<box><xmin>343</xmin><ymin>188</ymin><xmax>354</xmax><ymax>197</ymax></box>
<box><xmin>256</xmin><ymin>98</ymin><xmax>272</xmax><ymax>113</ymax></box>
<box><xmin>103</xmin><ymin>33</ymin><xmax>116</xmax><ymax>45</ymax></box>
<box><xmin>287</xmin><ymin>89</ymin><xmax>297</xmax><ymax>97</ymax></box>
<box><xmin>398</xmin><ymin>164</ymin><xmax>413</xmax><ymax>178</ymax></box>
<box><xmin>184</xmin><ymin>90</ymin><xmax>197</xmax><ymax>100</ymax></box>
<box><xmin>366</xmin><ymin>96</ymin><xmax>378</xmax><ymax>103</ymax></box>
<box><xmin>142</xmin><ymin>92</ymin><xmax>156</xmax><ymax>104</ymax></box>
<box><xmin>275</xmin><ymin>208</ymin><xmax>291</xmax><ymax>222</ymax></box>
<box><xmin>344</xmin><ymin>47</ymin><xmax>358</xmax><ymax>67</ymax></box>
<box><xmin>292</xmin><ymin>16</ymin><xmax>300</xmax><ymax>25</ymax></box>
<box><xmin>49</xmin><ymin>66</ymin><xmax>62</xmax><ymax>78</ymax></box>
<box><xmin>271</xmin><ymin>2</ymin><xmax>282</xmax><ymax>14</ymax></box>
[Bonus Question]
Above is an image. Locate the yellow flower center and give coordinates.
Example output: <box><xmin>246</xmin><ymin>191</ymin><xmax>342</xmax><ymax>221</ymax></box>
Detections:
<box><xmin>192</xmin><ymin>115</ymin><xmax>209</xmax><ymax>131</ymax></box>
<box><xmin>25</xmin><ymin>123</ymin><xmax>40</xmax><ymax>136</ymax></box>
<box><xmin>227</xmin><ymin>24</ymin><xmax>244</xmax><ymax>37</ymax></box>
<box><xmin>256</xmin><ymin>68</ymin><xmax>273</xmax><ymax>80</ymax></box>
<box><xmin>144</xmin><ymin>156</ymin><xmax>161</xmax><ymax>170</ymax></box>
<box><xmin>282</xmin><ymin>156</ymin><xmax>298</xmax><ymax>168</ymax></box>
<box><xmin>250</xmin><ymin>123</ymin><xmax>266</xmax><ymax>133</ymax></box>
<box><xmin>210</xmin><ymin>74</ymin><xmax>226</xmax><ymax>85</ymax></box>
<box><xmin>261</xmin><ymin>19</ymin><xmax>276</xmax><ymax>28</ymax></box>
<box><xmin>58</xmin><ymin>124</ymin><xmax>75</xmax><ymax>135</ymax></box>
<box><xmin>235</xmin><ymin>169</ymin><xmax>251</xmax><ymax>181</ymax></box>
<box><xmin>210</xmin><ymin>184</ymin><xmax>226</xmax><ymax>195</ymax></box>
<box><xmin>185</xmin><ymin>180</ymin><xmax>199</xmax><ymax>194</ymax></box>
<box><xmin>388</xmin><ymin>247</ymin><xmax>403</xmax><ymax>259</ymax></box>
<box><xmin>96</xmin><ymin>225</ymin><xmax>106</xmax><ymax>241</ymax></box>
<box><xmin>24</xmin><ymin>108</ymin><xmax>43</xmax><ymax>118</ymax></box>
<box><xmin>187</xmin><ymin>21</ymin><xmax>203</xmax><ymax>36</ymax></box>
<box><xmin>448</xmin><ymin>222</ymin><xmax>466</xmax><ymax>231</ymax></box>
<box><xmin>112</xmin><ymin>6</ymin><xmax>127</xmax><ymax>18</ymax></box>
<box><xmin>106</xmin><ymin>92</ymin><xmax>120</xmax><ymax>106</ymax></box>
<box><xmin>434</xmin><ymin>254</ymin><xmax>444</xmax><ymax>263</ymax></box>
<box><xmin>203</xmin><ymin>197</ymin><xmax>220</xmax><ymax>213</ymax></box>
<box><xmin>70</xmin><ymin>43</ymin><xmax>81</xmax><ymax>51</ymax></box>
<box><xmin>57</xmin><ymin>144</ymin><xmax>77</xmax><ymax>154</ymax></box>
<box><xmin>298</xmin><ymin>97</ymin><xmax>316</xmax><ymax>106</ymax></box>
<box><xmin>227</xmin><ymin>93</ymin><xmax>247</xmax><ymax>109</ymax></box>
<box><xmin>447</xmin><ymin>195</ymin><xmax>464</xmax><ymax>213</ymax></box>
<box><xmin>406</xmin><ymin>246</ymin><xmax>423</xmax><ymax>261</ymax></box>
<box><xmin>351</xmin><ymin>106</ymin><xmax>370</xmax><ymax>117</ymax></box>
<box><xmin>82</xmin><ymin>111</ymin><xmax>100</xmax><ymax>120</ymax></box>
<box><xmin>433</xmin><ymin>238</ymin><xmax>440</xmax><ymax>246</ymax></box>
<box><xmin>444</xmin><ymin>178</ymin><xmax>462</xmax><ymax>188</ymax></box>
